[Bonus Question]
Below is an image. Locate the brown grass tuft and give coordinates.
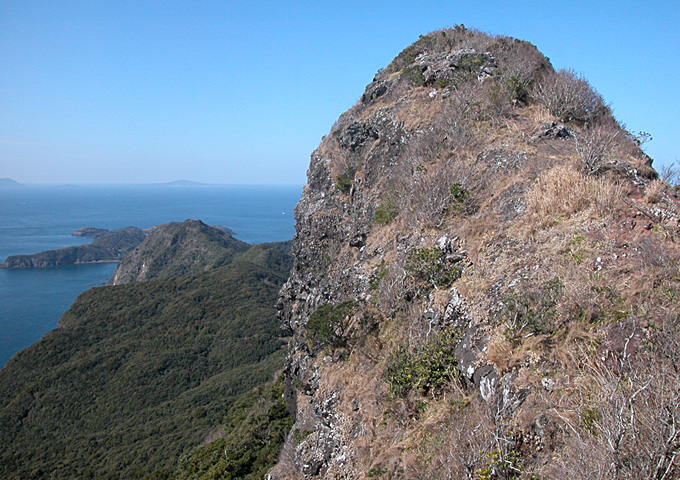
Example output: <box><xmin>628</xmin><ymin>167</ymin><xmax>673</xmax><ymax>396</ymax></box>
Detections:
<box><xmin>644</xmin><ymin>178</ymin><xmax>666</xmax><ymax>204</ymax></box>
<box><xmin>526</xmin><ymin>163</ymin><xmax>624</xmax><ymax>231</ymax></box>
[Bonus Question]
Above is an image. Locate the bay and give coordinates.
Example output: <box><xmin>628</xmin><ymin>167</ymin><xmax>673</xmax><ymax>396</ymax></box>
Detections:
<box><xmin>0</xmin><ymin>184</ymin><xmax>301</xmax><ymax>367</ymax></box>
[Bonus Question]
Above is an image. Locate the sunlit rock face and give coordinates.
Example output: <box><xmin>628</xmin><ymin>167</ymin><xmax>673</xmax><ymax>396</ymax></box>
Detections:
<box><xmin>270</xmin><ymin>26</ymin><xmax>678</xmax><ymax>480</ymax></box>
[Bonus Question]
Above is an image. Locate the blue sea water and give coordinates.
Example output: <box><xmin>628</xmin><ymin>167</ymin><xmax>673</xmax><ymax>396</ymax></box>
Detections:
<box><xmin>0</xmin><ymin>184</ymin><xmax>301</xmax><ymax>367</ymax></box>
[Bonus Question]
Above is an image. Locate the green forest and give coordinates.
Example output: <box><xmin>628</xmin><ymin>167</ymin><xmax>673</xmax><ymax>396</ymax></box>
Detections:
<box><xmin>0</xmin><ymin>241</ymin><xmax>293</xmax><ymax>479</ymax></box>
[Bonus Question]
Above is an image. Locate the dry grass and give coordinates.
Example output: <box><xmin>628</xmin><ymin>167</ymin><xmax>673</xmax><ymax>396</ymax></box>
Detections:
<box><xmin>644</xmin><ymin>178</ymin><xmax>666</xmax><ymax>203</ymax></box>
<box><xmin>529</xmin><ymin>103</ymin><xmax>559</xmax><ymax>125</ymax></box>
<box><xmin>526</xmin><ymin>163</ymin><xmax>624</xmax><ymax>231</ymax></box>
<box><xmin>486</xmin><ymin>329</ymin><xmax>514</xmax><ymax>372</ymax></box>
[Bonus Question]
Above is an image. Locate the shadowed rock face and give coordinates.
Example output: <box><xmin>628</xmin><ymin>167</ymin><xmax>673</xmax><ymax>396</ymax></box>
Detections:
<box><xmin>0</xmin><ymin>227</ymin><xmax>146</xmax><ymax>268</ymax></box>
<box><xmin>108</xmin><ymin>219</ymin><xmax>250</xmax><ymax>285</ymax></box>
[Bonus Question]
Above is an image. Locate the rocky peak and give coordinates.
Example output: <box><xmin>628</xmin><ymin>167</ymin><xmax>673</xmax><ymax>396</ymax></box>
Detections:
<box><xmin>271</xmin><ymin>27</ymin><xmax>678</xmax><ymax>479</ymax></box>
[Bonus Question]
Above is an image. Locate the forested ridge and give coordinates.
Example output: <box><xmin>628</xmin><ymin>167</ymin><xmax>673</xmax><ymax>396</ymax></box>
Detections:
<box><xmin>0</xmin><ymin>235</ymin><xmax>293</xmax><ymax>479</ymax></box>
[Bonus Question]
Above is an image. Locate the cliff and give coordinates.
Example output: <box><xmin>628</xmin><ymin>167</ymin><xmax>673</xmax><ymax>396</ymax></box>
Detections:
<box><xmin>108</xmin><ymin>219</ymin><xmax>249</xmax><ymax>285</ymax></box>
<box><xmin>269</xmin><ymin>27</ymin><xmax>679</xmax><ymax>479</ymax></box>
<box><xmin>0</xmin><ymin>226</ymin><xmax>146</xmax><ymax>268</ymax></box>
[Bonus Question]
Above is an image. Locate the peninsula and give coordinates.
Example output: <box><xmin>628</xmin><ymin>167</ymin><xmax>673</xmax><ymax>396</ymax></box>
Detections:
<box><xmin>0</xmin><ymin>227</ymin><xmax>146</xmax><ymax>268</ymax></box>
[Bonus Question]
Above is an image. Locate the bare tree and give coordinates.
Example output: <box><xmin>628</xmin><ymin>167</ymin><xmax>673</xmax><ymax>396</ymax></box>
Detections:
<box><xmin>574</xmin><ymin>123</ymin><xmax>618</xmax><ymax>175</ymax></box>
<box><xmin>660</xmin><ymin>161</ymin><xmax>680</xmax><ymax>186</ymax></box>
<box><xmin>534</xmin><ymin>69</ymin><xmax>608</xmax><ymax>124</ymax></box>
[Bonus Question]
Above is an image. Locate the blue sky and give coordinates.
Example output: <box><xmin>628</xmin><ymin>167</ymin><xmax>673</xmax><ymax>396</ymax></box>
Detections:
<box><xmin>1</xmin><ymin>1</ymin><xmax>678</xmax><ymax>185</ymax></box>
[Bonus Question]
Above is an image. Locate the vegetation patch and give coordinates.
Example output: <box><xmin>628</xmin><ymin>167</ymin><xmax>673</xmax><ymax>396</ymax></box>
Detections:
<box><xmin>335</xmin><ymin>162</ymin><xmax>361</xmax><ymax>194</ymax></box>
<box><xmin>501</xmin><ymin>278</ymin><xmax>564</xmax><ymax>337</ymax></box>
<box><xmin>385</xmin><ymin>327</ymin><xmax>462</xmax><ymax>397</ymax></box>
<box><xmin>406</xmin><ymin>247</ymin><xmax>460</xmax><ymax>289</ymax></box>
<box><xmin>373</xmin><ymin>198</ymin><xmax>399</xmax><ymax>225</ymax></box>
<box><xmin>446</xmin><ymin>182</ymin><xmax>470</xmax><ymax>213</ymax></box>
<box><xmin>401</xmin><ymin>65</ymin><xmax>426</xmax><ymax>86</ymax></box>
<box><xmin>0</xmin><ymin>243</ymin><xmax>292</xmax><ymax>479</ymax></box>
<box><xmin>306</xmin><ymin>300</ymin><xmax>359</xmax><ymax>349</ymax></box>
<box><xmin>176</xmin><ymin>375</ymin><xmax>294</xmax><ymax>480</ymax></box>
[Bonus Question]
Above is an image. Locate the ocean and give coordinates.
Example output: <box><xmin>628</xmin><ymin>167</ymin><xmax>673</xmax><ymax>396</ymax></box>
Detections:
<box><xmin>0</xmin><ymin>184</ymin><xmax>301</xmax><ymax>367</ymax></box>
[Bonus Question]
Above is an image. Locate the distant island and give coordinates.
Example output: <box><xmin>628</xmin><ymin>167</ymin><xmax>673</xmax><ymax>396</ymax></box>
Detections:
<box><xmin>0</xmin><ymin>178</ymin><xmax>22</xmax><ymax>187</ymax></box>
<box><xmin>163</xmin><ymin>180</ymin><xmax>209</xmax><ymax>187</ymax></box>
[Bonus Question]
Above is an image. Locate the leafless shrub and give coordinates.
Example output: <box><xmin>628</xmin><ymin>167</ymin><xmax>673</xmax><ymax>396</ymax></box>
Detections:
<box><xmin>394</xmin><ymin>156</ymin><xmax>472</xmax><ymax>228</ymax></box>
<box><xmin>442</xmin><ymin>82</ymin><xmax>489</xmax><ymax>129</ymax></box>
<box><xmin>547</xmin><ymin>316</ymin><xmax>680</xmax><ymax>480</ymax></box>
<box><xmin>404</xmin><ymin>127</ymin><xmax>441</xmax><ymax>166</ymax></box>
<box><xmin>635</xmin><ymin>235</ymin><xmax>673</xmax><ymax>268</ymax></box>
<box><xmin>403</xmin><ymin>301</ymin><xmax>433</xmax><ymax>347</ymax></box>
<box><xmin>376</xmin><ymin>255</ymin><xmax>412</xmax><ymax>319</ymax></box>
<box><xmin>659</xmin><ymin>161</ymin><xmax>680</xmax><ymax>186</ymax></box>
<box><xmin>534</xmin><ymin>69</ymin><xmax>608</xmax><ymax>124</ymax></box>
<box><xmin>436</xmin><ymin>93</ymin><xmax>479</xmax><ymax>151</ymax></box>
<box><xmin>574</xmin><ymin>123</ymin><xmax>619</xmax><ymax>175</ymax></box>
<box><xmin>456</xmin><ymin>27</ymin><xmax>496</xmax><ymax>52</ymax></box>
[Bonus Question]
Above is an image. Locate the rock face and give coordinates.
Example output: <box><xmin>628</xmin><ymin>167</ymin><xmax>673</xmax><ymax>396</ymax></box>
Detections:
<box><xmin>0</xmin><ymin>227</ymin><xmax>146</xmax><ymax>268</ymax></box>
<box><xmin>270</xmin><ymin>28</ymin><xmax>680</xmax><ymax>479</ymax></box>
<box><xmin>108</xmin><ymin>219</ymin><xmax>250</xmax><ymax>285</ymax></box>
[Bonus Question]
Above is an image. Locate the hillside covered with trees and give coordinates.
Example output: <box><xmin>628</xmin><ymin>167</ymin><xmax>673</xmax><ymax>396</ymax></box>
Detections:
<box><xmin>0</xmin><ymin>224</ymin><xmax>293</xmax><ymax>479</ymax></box>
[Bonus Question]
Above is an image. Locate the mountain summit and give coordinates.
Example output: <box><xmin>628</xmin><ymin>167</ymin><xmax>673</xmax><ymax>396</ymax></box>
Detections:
<box><xmin>270</xmin><ymin>26</ymin><xmax>678</xmax><ymax>479</ymax></box>
<box><xmin>108</xmin><ymin>219</ymin><xmax>249</xmax><ymax>285</ymax></box>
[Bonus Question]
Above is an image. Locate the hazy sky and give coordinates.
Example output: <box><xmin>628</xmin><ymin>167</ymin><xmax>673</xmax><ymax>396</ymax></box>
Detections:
<box><xmin>1</xmin><ymin>1</ymin><xmax>678</xmax><ymax>185</ymax></box>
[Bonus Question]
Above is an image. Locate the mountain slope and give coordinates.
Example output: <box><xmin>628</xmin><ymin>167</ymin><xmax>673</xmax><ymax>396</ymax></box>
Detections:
<box><xmin>0</xmin><ymin>241</ymin><xmax>292</xmax><ymax>479</ymax></box>
<box><xmin>0</xmin><ymin>178</ymin><xmax>22</xmax><ymax>187</ymax></box>
<box><xmin>267</xmin><ymin>27</ymin><xmax>679</xmax><ymax>479</ymax></box>
<box><xmin>109</xmin><ymin>219</ymin><xmax>249</xmax><ymax>285</ymax></box>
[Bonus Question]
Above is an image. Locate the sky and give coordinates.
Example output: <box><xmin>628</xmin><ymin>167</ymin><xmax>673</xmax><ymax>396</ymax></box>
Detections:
<box><xmin>1</xmin><ymin>1</ymin><xmax>678</xmax><ymax>185</ymax></box>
